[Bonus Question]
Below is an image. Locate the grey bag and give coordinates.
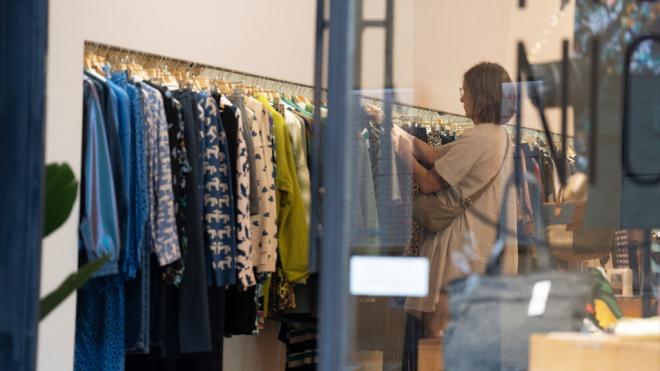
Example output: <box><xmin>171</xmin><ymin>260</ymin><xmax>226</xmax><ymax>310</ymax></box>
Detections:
<box><xmin>444</xmin><ymin>177</ymin><xmax>593</xmax><ymax>371</ymax></box>
<box><xmin>413</xmin><ymin>137</ymin><xmax>510</xmax><ymax>232</ymax></box>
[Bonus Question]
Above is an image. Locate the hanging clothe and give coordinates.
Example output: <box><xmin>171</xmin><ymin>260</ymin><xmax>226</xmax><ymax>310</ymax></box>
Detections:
<box><xmin>231</xmin><ymin>94</ymin><xmax>261</xmax><ymax>217</ymax></box>
<box><xmin>284</xmin><ymin>109</ymin><xmax>312</xmax><ymax>224</ymax></box>
<box><xmin>77</xmin><ymin>47</ymin><xmax>331</xmax><ymax>370</ymax></box>
<box><xmin>245</xmin><ymin>97</ymin><xmax>278</xmax><ymax>273</ymax></box>
<box><xmin>403</xmin><ymin>126</ymin><xmax>445</xmax><ymax>258</ymax></box>
<box><xmin>349</xmin><ymin>126</ymin><xmax>380</xmax><ymax>248</ymax></box>
<box><xmin>278</xmin><ymin>322</ymin><xmax>319</xmax><ymax>371</ymax></box>
<box><xmin>75</xmin><ymin>275</ymin><xmax>126</xmax><ymax>371</ymax></box>
<box><xmin>259</xmin><ymin>96</ymin><xmax>309</xmax><ymax>284</ymax></box>
<box><xmin>170</xmin><ymin>88</ymin><xmax>214</xmax><ymax>355</ymax></box>
<box><xmin>75</xmin><ymin>76</ymin><xmax>126</xmax><ymax>371</ymax></box>
<box><xmin>79</xmin><ymin>75</ymin><xmax>122</xmax><ymax>274</ymax></box>
<box><xmin>233</xmin><ymin>107</ymin><xmax>256</xmax><ymax>288</ymax></box>
<box><xmin>217</xmin><ymin>98</ymin><xmax>255</xmax><ymax>288</ymax></box>
<box><xmin>111</xmin><ymin>71</ymin><xmax>151</xmax><ymax>354</ymax></box>
<box><xmin>141</xmin><ymin>83</ymin><xmax>182</xmax><ymax>267</ymax></box>
<box><xmin>152</xmin><ymin>83</ymin><xmax>188</xmax><ymax>285</ymax></box>
<box><xmin>199</xmin><ymin>92</ymin><xmax>237</xmax><ymax>287</ymax></box>
<box><xmin>111</xmin><ymin>71</ymin><xmax>148</xmax><ymax>278</ymax></box>
<box><xmin>107</xmin><ymin>78</ymin><xmax>135</xmax><ymax>277</ymax></box>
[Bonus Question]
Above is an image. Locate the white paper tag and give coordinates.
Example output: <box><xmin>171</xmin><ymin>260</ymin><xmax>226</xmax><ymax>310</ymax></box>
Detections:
<box><xmin>349</xmin><ymin>256</ymin><xmax>429</xmax><ymax>297</ymax></box>
<box><xmin>527</xmin><ymin>280</ymin><xmax>552</xmax><ymax>317</ymax></box>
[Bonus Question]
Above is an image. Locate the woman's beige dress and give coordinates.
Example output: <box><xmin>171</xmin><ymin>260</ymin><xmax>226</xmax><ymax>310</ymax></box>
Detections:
<box><xmin>406</xmin><ymin>123</ymin><xmax>518</xmax><ymax>313</ymax></box>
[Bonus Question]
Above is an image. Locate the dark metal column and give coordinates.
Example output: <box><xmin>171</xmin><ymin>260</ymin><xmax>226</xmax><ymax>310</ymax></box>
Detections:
<box><xmin>0</xmin><ymin>0</ymin><xmax>49</xmax><ymax>370</ymax></box>
<box><xmin>318</xmin><ymin>0</ymin><xmax>398</xmax><ymax>368</ymax></box>
<box><xmin>318</xmin><ymin>0</ymin><xmax>356</xmax><ymax>369</ymax></box>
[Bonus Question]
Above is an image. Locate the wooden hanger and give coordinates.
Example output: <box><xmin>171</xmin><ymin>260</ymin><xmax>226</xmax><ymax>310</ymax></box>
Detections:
<box><xmin>87</xmin><ymin>46</ymin><xmax>108</xmax><ymax>76</ymax></box>
<box><xmin>171</xmin><ymin>61</ymin><xmax>186</xmax><ymax>86</ymax></box>
<box><xmin>84</xmin><ymin>49</ymin><xmax>94</xmax><ymax>71</ymax></box>
<box><xmin>111</xmin><ymin>53</ymin><xmax>124</xmax><ymax>72</ymax></box>
<box><xmin>190</xmin><ymin>65</ymin><xmax>211</xmax><ymax>90</ymax></box>
<box><xmin>162</xmin><ymin>63</ymin><xmax>180</xmax><ymax>89</ymax></box>
<box><xmin>124</xmin><ymin>52</ymin><xmax>140</xmax><ymax>79</ymax></box>
<box><xmin>144</xmin><ymin>55</ymin><xmax>162</xmax><ymax>83</ymax></box>
<box><xmin>198</xmin><ymin>76</ymin><xmax>211</xmax><ymax>90</ymax></box>
<box><xmin>218</xmin><ymin>80</ymin><xmax>231</xmax><ymax>95</ymax></box>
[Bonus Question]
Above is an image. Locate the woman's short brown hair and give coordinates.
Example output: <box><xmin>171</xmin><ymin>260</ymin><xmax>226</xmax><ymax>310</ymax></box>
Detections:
<box><xmin>463</xmin><ymin>62</ymin><xmax>515</xmax><ymax>124</ymax></box>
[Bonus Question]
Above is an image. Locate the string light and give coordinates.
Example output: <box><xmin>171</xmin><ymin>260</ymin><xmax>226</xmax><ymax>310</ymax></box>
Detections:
<box><xmin>528</xmin><ymin>4</ymin><xmax>569</xmax><ymax>63</ymax></box>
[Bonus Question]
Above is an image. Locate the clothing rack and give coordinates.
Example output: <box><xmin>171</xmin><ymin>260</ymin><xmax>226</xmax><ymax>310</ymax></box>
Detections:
<box><xmin>505</xmin><ymin>126</ymin><xmax>572</xmax><ymax>149</ymax></box>
<box><xmin>358</xmin><ymin>94</ymin><xmax>573</xmax><ymax>148</ymax></box>
<box><xmin>84</xmin><ymin>40</ymin><xmax>319</xmax><ymax>100</ymax></box>
<box><xmin>84</xmin><ymin>40</ymin><xmax>573</xmax><ymax>149</ymax></box>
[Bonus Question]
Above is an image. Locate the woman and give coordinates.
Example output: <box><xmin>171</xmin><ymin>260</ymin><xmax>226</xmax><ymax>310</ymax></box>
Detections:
<box><xmin>395</xmin><ymin>62</ymin><xmax>518</xmax><ymax>337</ymax></box>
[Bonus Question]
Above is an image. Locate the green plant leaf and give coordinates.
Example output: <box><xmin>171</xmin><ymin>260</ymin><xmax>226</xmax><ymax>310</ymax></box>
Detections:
<box><xmin>39</xmin><ymin>255</ymin><xmax>110</xmax><ymax>321</ymax></box>
<box><xmin>44</xmin><ymin>163</ymin><xmax>78</xmax><ymax>237</ymax></box>
<box><xmin>589</xmin><ymin>268</ymin><xmax>624</xmax><ymax>319</ymax></box>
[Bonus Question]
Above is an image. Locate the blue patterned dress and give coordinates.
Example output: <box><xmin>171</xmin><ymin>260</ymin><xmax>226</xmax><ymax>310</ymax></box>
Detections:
<box><xmin>198</xmin><ymin>92</ymin><xmax>237</xmax><ymax>286</ymax></box>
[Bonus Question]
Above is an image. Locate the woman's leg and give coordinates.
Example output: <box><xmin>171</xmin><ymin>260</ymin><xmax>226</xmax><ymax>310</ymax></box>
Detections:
<box><xmin>423</xmin><ymin>294</ymin><xmax>449</xmax><ymax>338</ymax></box>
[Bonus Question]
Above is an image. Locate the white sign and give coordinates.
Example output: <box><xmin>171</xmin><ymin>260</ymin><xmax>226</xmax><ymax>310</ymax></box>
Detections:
<box><xmin>349</xmin><ymin>256</ymin><xmax>429</xmax><ymax>297</ymax></box>
<box><xmin>528</xmin><ymin>280</ymin><xmax>552</xmax><ymax>317</ymax></box>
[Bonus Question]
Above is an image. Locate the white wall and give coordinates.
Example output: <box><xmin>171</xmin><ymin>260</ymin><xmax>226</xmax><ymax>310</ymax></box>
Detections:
<box><xmin>41</xmin><ymin>1</ymin><xmax>576</xmax><ymax>370</ymax></box>
<box><xmin>413</xmin><ymin>0</ymin><xmax>513</xmax><ymax>115</ymax></box>
<box><xmin>412</xmin><ymin>0</ymin><xmax>576</xmax><ymax>133</ymax></box>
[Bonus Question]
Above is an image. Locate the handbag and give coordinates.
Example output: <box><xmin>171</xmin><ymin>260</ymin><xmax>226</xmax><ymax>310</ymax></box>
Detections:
<box><xmin>444</xmin><ymin>176</ymin><xmax>593</xmax><ymax>371</ymax></box>
<box><xmin>413</xmin><ymin>136</ymin><xmax>510</xmax><ymax>232</ymax></box>
<box><xmin>543</xmin><ymin>176</ymin><xmax>614</xmax><ymax>261</ymax></box>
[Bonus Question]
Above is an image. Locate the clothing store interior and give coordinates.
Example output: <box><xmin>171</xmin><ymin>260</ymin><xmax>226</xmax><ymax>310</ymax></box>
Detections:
<box><xmin>2</xmin><ymin>1</ymin><xmax>660</xmax><ymax>371</ymax></box>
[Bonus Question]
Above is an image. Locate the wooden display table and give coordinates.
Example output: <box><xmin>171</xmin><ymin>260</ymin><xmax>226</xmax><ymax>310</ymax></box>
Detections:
<box><xmin>530</xmin><ymin>333</ymin><xmax>660</xmax><ymax>371</ymax></box>
<box><xmin>616</xmin><ymin>296</ymin><xmax>657</xmax><ymax>318</ymax></box>
<box><xmin>350</xmin><ymin>351</ymin><xmax>383</xmax><ymax>371</ymax></box>
<box><xmin>418</xmin><ymin>338</ymin><xmax>443</xmax><ymax>371</ymax></box>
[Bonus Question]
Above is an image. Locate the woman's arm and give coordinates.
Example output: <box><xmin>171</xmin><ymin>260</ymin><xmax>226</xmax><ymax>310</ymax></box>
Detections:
<box><xmin>411</xmin><ymin>159</ymin><xmax>449</xmax><ymax>194</ymax></box>
<box><xmin>392</xmin><ymin>125</ymin><xmax>443</xmax><ymax>168</ymax></box>
<box><xmin>413</xmin><ymin>137</ymin><xmax>443</xmax><ymax>168</ymax></box>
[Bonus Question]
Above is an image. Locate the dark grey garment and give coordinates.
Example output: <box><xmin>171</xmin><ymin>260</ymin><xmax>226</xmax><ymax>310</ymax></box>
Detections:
<box><xmin>401</xmin><ymin>314</ymin><xmax>424</xmax><ymax>371</ymax></box>
<box><xmin>224</xmin><ymin>283</ymin><xmax>257</xmax><ymax>336</ymax></box>
<box><xmin>230</xmin><ymin>94</ymin><xmax>260</xmax><ymax>216</ymax></box>
<box><xmin>126</xmin><ymin>264</ymin><xmax>224</xmax><ymax>371</ymax></box>
<box><xmin>171</xmin><ymin>89</ymin><xmax>213</xmax><ymax>354</ymax></box>
<box><xmin>125</xmin><ymin>246</ymin><xmax>151</xmax><ymax>354</ymax></box>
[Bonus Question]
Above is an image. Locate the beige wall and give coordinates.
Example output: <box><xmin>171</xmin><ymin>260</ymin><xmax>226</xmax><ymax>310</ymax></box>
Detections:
<box><xmin>41</xmin><ymin>1</ymin><xmax>576</xmax><ymax>370</ymax></box>
<box><xmin>359</xmin><ymin>0</ymin><xmax>416</xmax><ymax>98</ymax></box>
<box><xmin>412</xmin><ymin>0</ymin><xmax>576</xmax><ymax>133</ymax></box>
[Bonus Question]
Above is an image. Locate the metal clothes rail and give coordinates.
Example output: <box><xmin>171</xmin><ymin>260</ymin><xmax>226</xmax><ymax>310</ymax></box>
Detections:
<box><xmin>84</xmin><ymin>40</ymin><xmax>572</xmax><ymax>147</ymax></box>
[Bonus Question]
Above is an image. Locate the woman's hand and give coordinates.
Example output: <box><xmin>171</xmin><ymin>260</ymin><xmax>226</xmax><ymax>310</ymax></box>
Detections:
<box><xmin>392</xmin><ymin>126</ymin><xmax>412</xmax><ymax>154</ymax></box>
<box><xmin>396</xmin><ymin>136</ymin><xmax>414</xmax><ymax>163</ymax></box>
<box><xmin>391</xmin><ymin>126</ymin><xmax>448</xmax><ymax>193</ymax></box>
<box><xmin>391</xmin><ymin>124</ymin><xmax>413</xmax><ymax>143</ymax></box>
<box><xmin>392</xmin><ymin>127</ymin><xmax>414</xmax><ymax>167</ymax></box>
